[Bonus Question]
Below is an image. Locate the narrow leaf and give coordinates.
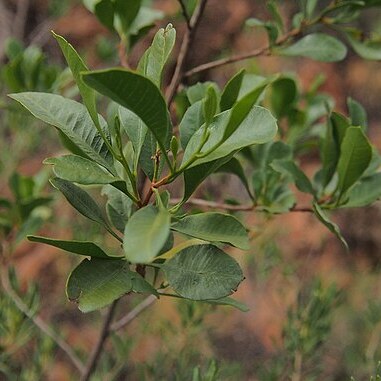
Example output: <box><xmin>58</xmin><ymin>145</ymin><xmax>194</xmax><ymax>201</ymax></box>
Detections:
<box><xmin>203</xmin><ymin>297</ymin><xmax>249</xmax><ymax>312</ymax></box>
<box><xmin>220</xmin><ymin>69</ymin><xmax>245</xmax><ymax>111</ymax></box>
<box><xmin>313</xmin><ymin>203</ymin><xmax>348</xmax><ymax>249</ymax></box>
<box><xmin>28</xmin><ymin>235</ymin><xmax>114</xmax><ymax>258</ymax></box>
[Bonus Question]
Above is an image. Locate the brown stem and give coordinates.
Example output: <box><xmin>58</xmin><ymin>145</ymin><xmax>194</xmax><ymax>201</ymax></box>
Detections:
<box><xmin>185</xmin><ymin>26</ymin><xmax>302</xmax><ymax>77</ymax></box>
<box><xmin>0</xmin><ymin>267</ymin><xmax>85</xmax><ymax>374</ymax></box>
<box><xmin>111</xmin><ymin>295</ymin><xmax>157</xmax><ymax>332</ymax></box>
<box><xmin>80</xmin><ymin>300</ymin><xmax>119</xmax><ymax>381</ymax></box>
<box><xmin>170</xmin><ymin>198</ymin><xmax>313</xmax><ymax>213</ymax></box>
<box><xmin>165</xmin><ymin>0</ymin><xmax>208</xmax><ymax>104</ymax></box>
<box><xmin>177</xmin><ymin>0</ymin><xmax>191</xmax><ymax>30</ymax></box>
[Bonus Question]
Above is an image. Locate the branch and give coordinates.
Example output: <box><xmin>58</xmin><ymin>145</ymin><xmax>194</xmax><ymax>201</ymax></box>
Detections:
<box><xmin>166</xmin><ymin>0</ymin><xmax>208</xmax><ymax>104</ymax></box>
<box><xmin>80</xmin><ymin>300</ymin><xmax>119</xmax><ymax>381</ymax></box>
<box><xmin>111</xmin><ymin>295</ymin><xmax>157</xmax><ymax>332</ymax></box>
<box><xmin>177</xmin><ymin>0</ymin><xmax>191</xmax><ymax>30</ymax></box>
<box><xmin>0</xmin><ymin>267</ymin><xmax>85</xmax><ymax>374</ymax></box>
<box><xmin>170</xmin><ymin>198</ymin><xmax>313</xmax><ymax>213</ymax></box>
<box><xmin>13</xmin><ymin>0</ymin><xmax>30</xmax><ymax>40</ymax></box>
<box><xmin>184</xmin><ymin>26</ymin><xmax>302</xmax><ymax>77</ymax></box>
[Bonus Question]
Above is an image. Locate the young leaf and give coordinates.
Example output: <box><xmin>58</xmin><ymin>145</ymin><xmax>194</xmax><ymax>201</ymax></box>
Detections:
<box><xmin>123</xmin><ymin>205</ymin><xmax>170</xmax><ymax>263</ymax></box>
<box><xmin>179</xmin><ymin>100</ymin><xmax>204</xmax><ymax>149</ymax></box>
<box><xmin>28</xmin><ymin>235</ymin><xmax>114</xmax><ymax>259</ymax></box>
<box><xmin>118</xmin><ymin>107</ymin><xmax>147</xmax><ymax>172</ymax></box>
<box><xmin>9</xmin><ymin>93</ymin><xmax>114</xmax><ymax>174</ymax></box>
<box><xmin>162</xmin><ymin>244</ymin><xmax>244</xmax><ymax>300</ymax></box>
<box><xmin>271</xmin><ymin>160</ymin><xmax>314</xmax><ymax>194</ymax></box>
<box><xmin>102</xmin><ymin>185</ymin><xmax>132</xmax><ymax>233</ymax></box>
<box><xmin>82</xmin><ymin>69</ymin><xmax>170</xmax><ymax>155</ymax></box>
<box><xmin>337</xmin><ymin>126</ymin><xmax>372</xmax><ymax>197</ymax></box>
<box><xmin>203</xmin><ymin>85</ymin><xmax>218</xmax><ymax>126</ymax></box>
<box><xmin>347</xmin><ymin>97</ymin><xmax>367</xmax><ymax>129</ymax></box>
<box><xmin>220</xmin><ymin>69</ymin><xmax>245</xmax><ymax>112</ymax></box>
<box><xmin>66</xmin><ymin>258</ymin><xmax>133</xmax><ymax>312</ymax></box>
<box><xmin>52</xmin><ymin>32</ymin><xmax>101</xmax><ymax>130</ymax></box>
<box><xmin>143</xmin><ymin>23</ymin><xmax>176</xmax><ymax>86</ymax></box>
<box><xmin>312</xmin><ymin>203</ymin><xmax>348</xmax><ymax>249</ymax></box>
<box><xmin>278</xmin><ymin>33</ymin><xmax>347</xmax><ymax>62</ymax></box>
<box><xmin>182</xmin><ymin>106</ymin><xmax>277</xmax><ymax>169</ymax></box>
<box><xmin>171</xmin><ymin>212</ymin><xmax>250</xmax><ymax>250</ymax></box>
<box><xmin>50</xmin><ymin>177</ymin><xmax>111</xmax><ymax>230</ymax></box>
<box><xmin>44</xmin><ymin>155</ymin><xmax>118</xmax><ymax>185</ymax></box>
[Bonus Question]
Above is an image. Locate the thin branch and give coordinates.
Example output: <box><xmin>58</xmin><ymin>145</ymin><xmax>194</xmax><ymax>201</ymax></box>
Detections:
<box><xmin>166</xmin><ymin>0</ymin><xmax>208</xmax><ymax>104</ymax></box>
<box><xmin>0</xmin><ymin>268</ymin><xmax>85</xmax><ymax>374</ymax></box>
<box><xmin>177</xmin><ymin>0</ymin><xmax>191</xmax><ymax>30</ymax></box>
<box><xmin>80</xmin><ymin>300</ymin><xmax>119</xmax><ymax>381</ymax></box>
<box><xmin>184</xmin><ymin>27</ymin><xmax>301</xmax><ymax>77</ymax></box>
<box><xmin>13</xmin><ymin>0</ymin><xmax>30</xmax><ymax>40</ymax></box>
<box><xmin>170</xmin><ymin>198</ymin><xmax>313</xmax><ymax>213</ymax></box>
<box><xmin>111</xmin><ymin>295</ymin><xmax>157</xmax><ymax>332</ymax></box>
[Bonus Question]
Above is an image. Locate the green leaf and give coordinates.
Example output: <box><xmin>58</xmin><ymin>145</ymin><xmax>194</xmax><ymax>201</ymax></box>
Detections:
<box><xmin>321</xmin><ymin>112</ymin><xmax>350</xmax><ymax>187</ymax></box>
<box><xmin>344</xmin><ymin>173</ymin><xmax>381</xmax><ymax>207</ymax></box>
<box><xmin>203</xmin><ymin>85</ymin><xmax>219</xmax><ymax>126</ymax></box>
<box><xmin>52</xmin><ymin>32</ymin><xmax>102</xmax><ymax>131</ymax></box>
<box><xmin>102</xmin><ymin>185</ymin><xmax>132</xmax><ymax>233</ymax></box>
<box><xmin>142</xmin><ymin>23</ymin><xmax>176</xmax><ymax>87</ymax></box>
<box><xmin>337</xmin><ymin>126</ymin><xmax>372</xmax><ymax>197</ymax></box>
<box><xmin>345</xmin><ymin>31</ymin><xmax>381</xmax><ymax>60</ymax></box>
<box><xmin>9</xmin><ymin>92</ymin><xmax>114</xmax><ymax>173</ymax></box>
<box><xmin>278</xmin><ymin>33</ymin><xmax>347</xmax><ymax>62</ymax></box>
<box><xmin>220</xmin><ymin>69</ymin><xmax>245</xmax><ymax>111</ymax></box>
<box><xmin>216</xmin><ymin>157</ymin><xmax>254</xmax><ymax>199</ymax></box>
<box><xmin>28</xmin><ymin>235</ymin><xmax>113</xmax><ymax>258</ymax></box>
<box><xmin>182</xmin><ymin>106</ymin><xmax>277</xmax><ymax>169</ymax></box>
<box><xmin>114</xmin><ymin>0</ymin><xmax>141</xmax><ymax>32</ymax></box>
<box><xmin>44</xmin><ymin>155</ymin><xmax>118</xmax><ymax>185</ymax></box>
<box><xmin>203</xmin><ymin>296</ymin><xmax>249</xmax><ymax>312</ymax></box>
<box><xmin>179</xmin><ymin>100</ymin><xmax>204</xmax><ymax>149</ymax></box>
<box><xmin>347</xmin><ymin>97</ymin><xmax>367</xmax><ymax>129</ymax></box>
<box><xmin>82</xmin><ymin>69</ymin><xmax>170</xmax><ymax>154</ymax></box>
<box><xmin>95</xmin><ymin>0</ymin><xmax>115</xmax><ymax>31</ymax></box>
<box><xmin>163</xmin><ymin>244</ymin><xmax>244</xmax><ymax>300</ymax></box>
<box><xmin>66</xmin><ymin>258</ymin><xmax>133</xmax><ymax>312</ymax></box>
<box><xmin>50</xmin><ymin>177</ymin><xmax>111</xmax><ymax>231</ymax></box>
<box><xmin>123</xmin><ymin>205</ymin><xmax>170</xmax><ymax>263</ymax></box>
<box><xmin>271</xmin><ymin>160</ymin><xmax>314</xmax><ymax>194</ymax></box>
<box><xmin>171</xmin><ymin>212</ymin><xmax>250</xmax><ymax>250</ymax></box>
<box><xmin>118</xmin><ymin>106</ymin><xmax>147</xmax><ymax>172</ymax></box>
<box><xmin>187</xmin><ymin>82</ymin><xmax>219</xmax><ymax>104</ymax></box>
<box><xmin>270</xmin><ymin>77</ymin><xmax>297</xmax><ymax>118</ymax></box>
<box><xmin>312</xmin><ymin>203</ymin><xmax>348</xmax><ymax>249</ymax></box>
<box><xmin>182</xmin><ymin>155</ymin><xmax>234</xmax><ymax>203</ymax></box>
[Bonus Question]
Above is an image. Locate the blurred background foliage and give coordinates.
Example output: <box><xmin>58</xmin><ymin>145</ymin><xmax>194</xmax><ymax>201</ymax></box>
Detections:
<box><xmin>1</xmin><ymin>0</ymin><xmax>381</xmax><ymax>380</ymax></box>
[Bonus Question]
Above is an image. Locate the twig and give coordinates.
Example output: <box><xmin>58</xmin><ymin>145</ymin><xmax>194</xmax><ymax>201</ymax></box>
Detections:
<box><xmin>0</xmin><ymin>267</ymin><xmax>85</xmax><ymax>374</ymax></box>
<box><xmin>177</xmin><ymin>0</ymin><xmax>191</xmax><ymax>30</ymax></box>
<box><xmin>166</xmin><ymin>0</ymin><xmax>208</xmax><ymax>104</ymax></box>
<box><xmin>13</xmin><ymin>0</ymin><xmax>30</xmax><ymax>40</ymax></box>
<box><xmin>170</xmin><ymin>198</ymin><xmax>313</xmax><ymax>213</ymax></box>
<box><xmin>184</xmin><ymin>27</ymin><xmax>301</xmax><ymax>77</ymax></box>
<box><xmin>111</xmin><ymin>295</ymin><xmax>157</xmax><ymax>332</ymax></box>
<box><xmin>80</xmin><ymin>300</ymin><xmax>119</xmax><ymax>381</ymax></box>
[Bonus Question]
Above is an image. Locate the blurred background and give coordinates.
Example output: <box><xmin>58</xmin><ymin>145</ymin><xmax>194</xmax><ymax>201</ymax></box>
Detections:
<box><xmin>1</xmin><ymin>0</ymin><xmax>381</xmax><ymax>380</ymax></box>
